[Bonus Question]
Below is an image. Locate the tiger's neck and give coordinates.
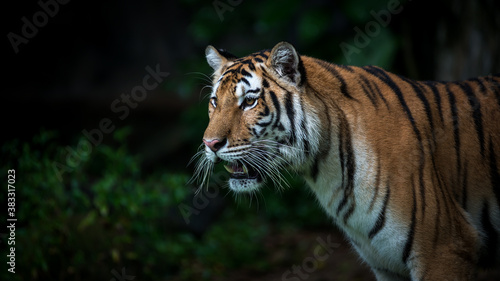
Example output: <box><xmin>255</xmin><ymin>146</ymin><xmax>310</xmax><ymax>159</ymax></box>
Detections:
<box><xmin>294</xmin><ymin>61</ymin><xmax>377</xmax><ymax>227</ymax></box>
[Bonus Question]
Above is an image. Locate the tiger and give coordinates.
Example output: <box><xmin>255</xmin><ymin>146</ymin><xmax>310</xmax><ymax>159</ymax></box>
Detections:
<box><xmin>191</xmin><ymin>41</ymin><xmax>500</xmax><ymax>280</ymax></box>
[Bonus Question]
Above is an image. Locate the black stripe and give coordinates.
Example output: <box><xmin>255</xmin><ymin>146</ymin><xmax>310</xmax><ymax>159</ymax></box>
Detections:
<box><xmin>284</xmin><ymin>91</ymin><xmax>296</xmax><ymax>145</ymax></box>
<box><xmin>459</xmin><ymin>82</ymin><xmax>485</xmax><ymax>157</ymax></box>
<box><xmin>403</xmin><ymin>80</ymin><xmax>437</xmax><ymax>206</ymax></box>
<box><xmin>364</xmin><ymin>67</ymin><xmax>427</xmax><ymax>218</ymax></box>
<box><xmin>260</xmin><ymin>88</ymin><xmax>267</xmax><ymax>102</ymax></box>
<box><xmin>370</xmin><ymin>80</ymin><xmax>390</xmax><ymax>109</ymax></box>
<box><xmin>252</xmin><ymin>50</ymin><xmax>270</xmax><ymax>60</ymax></box>
<box><xmin>336</xmin><ymin>195</ymin><xmax>348</xmax><ymax>216</ymax></box>
<box><xmin>424</xmin><ymin>81</ymin><xmax>445</xmax><ymax>124</ymax></box>
<box><xmin>343</xmin><ymin>118</ymin><xmax>356</xmax><ymax>204</ymax></box>
<box><xmin>432</xmin><ymin>176</ymin><xmax>441</xmax><ymax>248</ymax></box>
<box><xmin>402</xmin><ymin>78</ymin><xmax>435</xmax><ymax>134</ymax></box>
<box><xmin>225</xmin><ymin>62</ymin><xmax>242</xmax><ymax>72</ymax></box>
<box><xmin>246</xmin><ymin>88</ymin><xmax>260</xmax><ymax>94</ymax></box>
<box><xmin>240</xmin><ymin>77</ymin><xmax>250</xmax><ymax>86</ymax></box>
<box><xmin>310</xmin><ymin>92</ymin><xmax>333</xmax><ymax>182</ymax></box>
<box><xmin>359</xmin><ymin>78</ymin><xmax>378</xmax><ymax>108</ymax></box>
<box><xmin>299</xmin><ymin>96</ymin><xmax>310</xmax><ymax>156</ymax></box>
<box><xmin>343</xmin><ymin>203</ymin><xmax>355</xmax><ymax>224</ymax></box>
<box><xmin>363</xmin><ymin>66</ymin><xmax>424</xmax><ymax>147</ymax></box>
<box><xmin>268</xmin><ymin>91</ymin><xmax>281</xmax><ymax>129</ymax></box>
<box><xmin>262</xmin><ymin>79</ymin><xmax>270</xmax><ymax>88</ymax></box>
<box><xmin>418</xmin><ymin>167</ymin><xmax>426</xmax><ymax>219</ymax></box>
<box><xmin>316</xmin><ymin>60</ymin><xmax>357</xmax><ymax>100</ymax></box>
<box><xmin>368</xmin><ymin>184</ymin><xmax>390</xmax><ymax>239</ymax></box>
<box><xmin>337</xmin><ymin>64</ymin><xmax>355</xmax><ymax>73</ymax></box>
<box><xmin>461</xmin><ymin>163</ymin><xmax>468</xmax><ymax>209</ymax></box>
<box><xmin>311</xmin><ymin>158</ymin><xmax>320</xmax><ymax>181</ymax></box>
<box><xmin>402</xmin><ymin>179</ymin><xmax>417</xmax><ymax>264</ymax></box>
<box><xmin>446</xmin><ymin>85</ymin><xmax>462</xmax><ymax>183</ymax></box>
<box><xmin>336</xmin><ymin>111</ymin><xmax>356</xmax><ymax>218</ymax></box>
<box><xmin>368</xmin><ymin>157</ymin><xmax>382</xmax><ymax>211</ymax></box>
<box><xmin>258</xmin><ymin>102</ymin><xmax>270</xmax><ymax>117</ymax></box>
<box><xmin>240</xmin><ymin>68</ymin><xmax>252</xmax><ymax>78</ymax></box>
<box><xmin>478</xmin><ymin>202</ymin><xmax>498</xmax><ymax>267</ymax></box>
<box><xmin>256</xmin><ymin>118</ymin><xmax>272</xmax><ymax>128</ymax></box>
<box><xmin>489</xmin><ymin>139</ymin><xmax>500</xmax><ymax>211</ymax></box>
<box><xmin>221</xmin><ymin>68</ymin><xmax>238</xmax><ymax>77</ymax></box>
<box><xmin>484</xmin><ymin>75</ymin><xmax>500</xmax><ymax>108</ymax></box>
<box><xmin>435</xmin><ymin>170</ymin><xmax>452</xmax><ymax>232</ymax></box>
<box><xmin>252</xmin><ymin>127</ymin><xmax>260</xmax><ymax>137</ymax></box>
<box><xmin>470</xmin><ymin>78</ymin><xmax>487</xmax><ymax>95</ymax></box>
<box><xmin>336</xmin><ymin>124</ymin><xmax>347</xmax><ymax>214</ymax></box>
<box><xmin>243</xmin><ymin>60</ymin><xmax>256</xmax><ymax>71</ymax></box>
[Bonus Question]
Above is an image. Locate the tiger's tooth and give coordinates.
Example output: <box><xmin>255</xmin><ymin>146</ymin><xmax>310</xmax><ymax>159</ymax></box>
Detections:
<box><xmin>224</xmin><ymin>164</ymin><xmax>234</xmax><ymax>173</ymax></box>
<box><xmin>243</xmin><ymin>165</ymin><xmax>248</xmax><ymax>174</ymax></box>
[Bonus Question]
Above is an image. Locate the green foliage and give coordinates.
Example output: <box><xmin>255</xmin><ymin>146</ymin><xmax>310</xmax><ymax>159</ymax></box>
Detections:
<box><xmin>0</xmin><ymin>129</ymin><xmax>191</xmax><ymax>280</ymax></box>
<box><xmin>1</xmin><ymin>129</ymin><xmax>328</xmax><ymax>280</ymax></box>
<box><xmin>341</xmin><ymin>0</ymin><xmax>394</xmax><ymax>23</ymax></box>
<box><xmin>2</xmin><ymin>130</ymin><xmax>184</xmax><ymax>280</ymax></box>
<box><xmin>298</xmin><ymin>9</ymin><xmax>332</xmax><ymax>43</ymax></box>
<box><xmin>337</xmin><ymin>28</ymin><xmax>399</xmax><ymax>68</ymax></box>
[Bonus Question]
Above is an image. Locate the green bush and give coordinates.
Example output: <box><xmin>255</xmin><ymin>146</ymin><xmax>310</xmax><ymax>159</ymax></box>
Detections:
<box><xmin>1</xmin><ymin>126</ymin><xmax>330</xmax><ymax>280</ymax></box>
<box><xmin>1</xmin><ymin>129</ymin><xmax>192</xmax><ymax>280</ymax></box>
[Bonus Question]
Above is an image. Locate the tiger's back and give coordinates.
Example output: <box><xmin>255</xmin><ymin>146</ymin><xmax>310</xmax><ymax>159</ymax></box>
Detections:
<box><xmin>195</xmin><ymin>42</ymin><xmax>500</xmax><ymax>280</ymax></box>
<box><xmin>302</xmin><ymin>59</ymin><xmax>500</xmax><ymax>279</ymax></box>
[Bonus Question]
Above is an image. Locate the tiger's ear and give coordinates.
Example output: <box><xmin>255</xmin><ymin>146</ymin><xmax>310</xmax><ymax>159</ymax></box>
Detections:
<box><xmin>267</xmin><ymin>42</ymin><xmax>305</xmax><ymax>86</ymax></box>
<box><xmin>205</xmin><ymin>46</ymin><xmax>237</xmax><ymax>71</ymax></box>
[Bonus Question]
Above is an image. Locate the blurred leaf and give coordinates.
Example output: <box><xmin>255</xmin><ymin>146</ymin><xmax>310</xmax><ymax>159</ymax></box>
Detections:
<box><xmin>78</xmin><ymin>210</ymin><xmax>97</xmax><ymax>231</ymax></box>
<box><xmin>298</xmin><ymin>9</ymin><xmax>331</xmax><ymax>42</ymax></box>
<box><xmin>341</xmin><ymin>0</ymin><xmax>392</xmax><ymax>23</ymax></box>
<box><xmin>113</xmin><ymin>126</ymin><xmax>132</xmax><ymax>142</ymax></box>
<box><xmin>337</xmin><ymin>28</ymin><xmax>398</xmax><ymax>68</ymax></box>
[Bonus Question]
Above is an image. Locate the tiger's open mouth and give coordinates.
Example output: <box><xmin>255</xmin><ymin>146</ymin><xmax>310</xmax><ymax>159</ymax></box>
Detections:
<box><xmin>223</xmin><ymin>161</ymin><xmax>262</xmax><ymax>181</ymax></box>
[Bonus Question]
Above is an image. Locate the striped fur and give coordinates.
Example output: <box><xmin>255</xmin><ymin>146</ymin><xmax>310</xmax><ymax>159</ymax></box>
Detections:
<box><xmin>193</xmin><ymin>42</ymin><xmax>500</xmax><ymax>280</ymax></box>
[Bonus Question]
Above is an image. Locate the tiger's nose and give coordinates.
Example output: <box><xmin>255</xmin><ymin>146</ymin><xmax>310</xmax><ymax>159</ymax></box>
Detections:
<box><xmin>203</xmin><ymin>138</ymin><xmax>227</xmax><ymax>153</ymax></box>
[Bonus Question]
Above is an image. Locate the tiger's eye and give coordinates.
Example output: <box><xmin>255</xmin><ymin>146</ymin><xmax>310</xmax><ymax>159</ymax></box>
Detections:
<box><xmin>245</xmin><ymin>97</ymin><xmax>256</xmax><ymax>106</ymax></box>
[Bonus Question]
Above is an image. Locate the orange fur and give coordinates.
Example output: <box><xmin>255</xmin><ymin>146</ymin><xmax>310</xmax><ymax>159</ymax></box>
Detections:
<box><xmin>196</xmin><ymin>42</ymin><xmax>500</xmax><ymax>280</ymax></box>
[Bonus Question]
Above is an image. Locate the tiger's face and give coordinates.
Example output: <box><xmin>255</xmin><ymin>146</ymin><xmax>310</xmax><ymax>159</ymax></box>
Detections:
<box><xmin>195</xmin><ymin>42</ymin><xmax>308</xmax><ymax>193</ymax></box>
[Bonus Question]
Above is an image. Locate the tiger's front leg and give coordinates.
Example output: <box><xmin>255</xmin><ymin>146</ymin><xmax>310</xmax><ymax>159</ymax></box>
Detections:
<box><xmin>406</xmin><ymin>220</ymin><xmax>480</xmax><ymax>281</ymax></box>
<box><xmin>408</xmin><ymin>250</ymin><xmax>477</xmax><ymax>281</ymax></box>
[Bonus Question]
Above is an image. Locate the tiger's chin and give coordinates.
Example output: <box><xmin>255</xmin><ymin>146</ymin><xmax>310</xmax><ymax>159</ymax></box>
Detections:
<box><xmin>228</xmin><ymin>177</ymin><xmax>263</xmax><ymax>192</ymax></box>
<box><xmin>224</xmin><ymin>161</ymin><xmax>264</xmax><ymax>192</ymax></box>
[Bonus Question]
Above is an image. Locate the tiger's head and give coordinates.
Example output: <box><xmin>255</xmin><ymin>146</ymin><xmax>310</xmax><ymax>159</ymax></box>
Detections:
<box><xmin>193</xmin><ymin>42</ymin><xmax>316</xmax><ymax>193</ymax></box>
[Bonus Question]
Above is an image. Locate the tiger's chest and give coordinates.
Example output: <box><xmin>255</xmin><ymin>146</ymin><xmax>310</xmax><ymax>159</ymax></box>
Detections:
<box><xmin>306</xmin><ymin>178</ymin><xmax>410</xmax><ymax>277</ymax></box>
<box><xmin>303</xmin><ymin>137</ymin><xmax>410</xmax><ymax>276</ymax></box>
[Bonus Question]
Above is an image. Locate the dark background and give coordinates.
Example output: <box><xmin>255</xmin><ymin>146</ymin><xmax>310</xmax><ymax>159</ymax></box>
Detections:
<box><xmin>2</xmin><ymin>0</ymin><xmax>500</xmax><ymax>280</ymax></box>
